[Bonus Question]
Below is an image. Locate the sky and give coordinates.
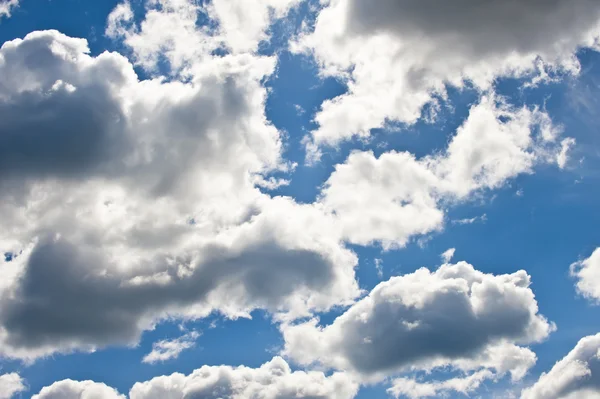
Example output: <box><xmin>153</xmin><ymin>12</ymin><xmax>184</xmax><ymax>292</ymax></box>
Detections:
<box><xmin>1</xmin><ymin>0</ymin><xmax>600</xmax><ymax>398</ymax></box>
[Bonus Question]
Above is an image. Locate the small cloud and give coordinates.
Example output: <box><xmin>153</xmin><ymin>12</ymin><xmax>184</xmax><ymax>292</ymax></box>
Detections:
<box><xmin>294</xmin><ymin>104</ymin><xmax>305</xmax><ymax>115</ymax></box>
<box><xmin>375</xmin><ymin>258</ymin><xmax>383</xmax><ymax>278</ymax></box>
<box><xmin>452</xmin><ymin>214</ymin><xmax>487</xmax><ymax>225</ymax></box>
<box><xmin>142</xmin><ymin>331</ymin><xmax>200</xmax><ymax>364</ymax></box>
<box><xmin>441</xmin><ymin>248</ymin><xmax>456</xmax><ymax>263</ymax></box>
<box><xmin>557</xmin><ymin>137</ymin><xmax>576</xmax><ymax>169</ymax></box>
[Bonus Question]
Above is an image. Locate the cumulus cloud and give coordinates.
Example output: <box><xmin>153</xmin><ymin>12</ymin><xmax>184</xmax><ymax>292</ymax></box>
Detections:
<box><xmin>0</xmin><ymin>373</ymin><xmax>26</xmax><ymax>399</ymax></box>
<box><xmin>31</xmin><ymin>357</ymin><xmax>358</xmax><ymax>399</ymax></box>
<box><xmin>0</xmin><ymin>30</ymin><xmax>359</xmax><ymax>361</ymax></box>
<box><xmin>318</xmin><ymin>95</ymin><xmax>569</xmax><ymax>248</ymax></box>
<box><xmin>557</xmin><ymin>138</ymin><xmax>577</xmax><ymax>169</ymax></box>
<box><xmin>32</xmin><ymin>380</ymin><xmax>125</xmax><ymax>399</ymax></box>
<box><xmin>571</xmin><ymin>248</ymin><xmax>600</xmax><ymax>302</ymax></box>
<box><xmin>282</xmin><ymin>261</ymin><xmax>554</xmax><ymax>383</ymax></box>
<box><xmin>130</xmin><ymin>356</ymin><xmax>358</xmax><ymax>399</ymax></box>
<box><xmin>521</xmin><ymin>333</ymin><xmax>600</xmax><ymax>399</ymax></box>
<box><xmin>106</xmin><ymin>0</ymin><xmax>299</xmax><ymax>74</ymax></box>
<box><xmin>142</xmin><ymin>331</ymin><xmax>200</xmax><ymax>364</ymax></box>
<box><xmin>0</xmin><ymin>0</ymin><xmax>19</xmax><ymax>19</ymax></box>
<box><xmin>296</xmin><ymin>0</ymin><xmax>600</xmax><ymax>153</ymax></box>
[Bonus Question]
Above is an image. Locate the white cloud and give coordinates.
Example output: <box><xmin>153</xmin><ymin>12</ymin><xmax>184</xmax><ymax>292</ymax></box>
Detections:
<box><xmin>557</xmin><ymin>137</ymin><xmax>577</xmax><ymax>169</ymax></box>
<box><xmin>295</xmin><ymin>0</ymin><xmax>600</xmax><ymax>154</ymax></box>
<box><xmin>571</xmin><ymin>248</ymin><xmax>600</xmax><ymax>302</ymax></box>
<box><xmin>0</xmin><ymin>30</ymin><xmax>360</xmax><ymax>361</ymax></box>
<box><xmin>130</xmin><ymin>356</ymin><xmax>358</xmax><ymax>399</ymax></box>
<box><xmin>32</xmin><ymin>357</ymin><xmax>359</xmax><ymax>399</ymax></box>
<box><xmin>0</xmin><ymin>0</ymin><xmax>18</xmax><ymax>19</ymax></box>
<box><xmin>440</xmin><ymin>248</ymin><xmax>456</xmax><ymax>263</ymax></box>
<box><xmin>318</xmin><ymin>95</ymin><xmax>569</xmax><ymax>248</ymax></box>
<box><xmin>142</xmin><ymin>331</ymin><xmax>200</xmax><ymax>364</ymax></box>
<box><xmin>388</xmin><ymin>369</ymin><xmax>494</xmax><ymax>399</ymax></box>
<box><xmin>0</xmin><ymin>373</ymin><xmax>25</xmax><ymax>399</ymax></box>
<box><xmin>452</xmin><ymin>214</ymin><xmax>488</xmax><ymax>226</ymax></box>
<box><xmin>106</xmin><ymin>0</ymin><xmax>299</xmax><ymax>75</ymax></box>
<box><xmin>521</xmin><ymin>333</ymin><xmax>600</xmax><ymax>399</ymax></box>
<box><xmin>32</xmin><ymin>380</ymin><xmax>125</xmax><ymax>399</ymax></box>
<box><xmin>282</xmin><ymin>261</ymin><xmax>554</xmax><ymax>383</ymax></box>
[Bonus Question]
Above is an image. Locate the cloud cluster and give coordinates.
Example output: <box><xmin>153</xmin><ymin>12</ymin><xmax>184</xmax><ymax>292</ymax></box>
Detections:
<box><xmin>283</xmin><ymin>261</ymin><xmax>554</xmax><ymax>384</ymax></box>
<box><xmin>571</xmin><ymin>248</ymin><xmax>600</xmax><ymax>302</ymax></box>
<box><xmin>521</xmin><ymin>334</ymin><xmax>600</xmax><ymax>399</ymax></box>
<box><xmin>318</xmin><ymin>95</ymin><xmax>568</xmax><ymax>248</ymax></box>
<box><xmin>106</xmin><ymin>0</ymin><xmax>299</xmax><ymax>74</ymax></box>
<box><xmin>0</xmin><ymin>29</ymin><xmax>359</xmax><ymax>360</ymax></box>
<box><xmin>30</xmin><ymin>357</ymin><xmax>358</xmax><ymax>399</ymax></box>
<box><xmin>296</xmin><ymin>0</ymin><xmax>600</xmax><ymax>154</ymax></box>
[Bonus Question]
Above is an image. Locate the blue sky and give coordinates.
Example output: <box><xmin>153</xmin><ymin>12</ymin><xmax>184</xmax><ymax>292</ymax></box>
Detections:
<box><xmin>1</xmin><ymin>1</ymin><xmax>600</xmax><ymax>398</ymax></box>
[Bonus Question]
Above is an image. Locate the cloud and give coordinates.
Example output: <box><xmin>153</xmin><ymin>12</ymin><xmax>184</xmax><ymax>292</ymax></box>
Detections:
<box><xmin>318</xmin><ymin>95</ymin><xmax>569</xmax><ymax>248</ymax></box>
<box><xmin>31</xmin><ymin>357</ymin><xmax>358</xmax><ymax>399</ymax></box>
<box><xmin>106</xmin><ymin>0</ymin><xmax>299</xmax><ymax>74</ymax></box>
<box><xmin>282</xmin><ymin>261</ymin><xmax>554</xmax><ymax>383</ymax></box>
<box><xmin>440</xmin><ymin>248</ymin><xmax>456</xmax><ymax>263</ymax></box>
<box><xmin>0</xmin><ymin>0</ymin><xmax>18</xmax><ymax>19</ymax></box>
<box><xmin>296</xmin><ymin>0</ymin><xmax>600</xmax><ymax>153</ymax></box>
<box><xmin>452</xmin><ymin>214</ymin><xmax>488</xmax><ymax>226</ymax></box>
<box><xmin>521</xmin><ymin>333</ymin><xmax>600</xmax><ymax>399</ymax></box>
<box><xmin>32</xmin><ymin>380</ymin><xmax>125</xmax><ymax>399</ymax></box>
<box><xmin>0</xmin><ymin>30</ymin><xmax>360</xmax><ymax>361</ymax></box>
<box><xmin>388</xmin><ymin>369</ymin><xmax>494</xmax><ymax>399</ymax></box>
<box><xmin>0</xmin><ymin>373</ymin><xmax>26</xmax><ymax>399</ymax></box>
<box><xmin>130</xmin><ymin>356</ymin><xmax>358</xmax><ymax>399</ymax></box>
<box><xmin>142</xmin><ymin>331</ymin><xmax>200</xmax><ymax>364</ymax></box>
<box><xmin>570</xmin><ymin>248</ymin><xmax>600</xmax><ymax>302</ymax></box>
<box><xmin>557</xmin><ymin>138</ymin><xmax>577</xmax><ymax>169</ymax></box>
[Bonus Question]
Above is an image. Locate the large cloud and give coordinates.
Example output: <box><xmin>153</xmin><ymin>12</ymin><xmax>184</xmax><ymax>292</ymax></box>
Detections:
<box><xmin>129</xmin><ymin>356</ymin><xmax>357</xmax><ymax>399</ymax></box>
<box><xmin>521</xmin><ymin>333</ymin><xmax>600</xmax><ymax>399</ymax></box>
<box><xmin>571</xmin><ymin>248</ymin><xmax>600</xmax><ymax>302</ymax></box>
<box><xmin>318</xmin><ymin>95</ymin><xmax>567</xmax><ymax>248</ymax></box>
<box><xmin>30</xmin><ymin>357</ymin><xmax>358</xmax><ymax>399</ymax></box>
<box><xmin>282</xmin><ymin>261</ymin><xmax>554</xmax><ymax>383</ymax></box>
<box><xmin>0</xmin><ymin>30</ymin><xmax>359</xmax><ymax>360</ymax></box>
<box><xmin>296</xmin><ymin>0</ymin><xmax>600</xmax><ymax>155</ymax></box>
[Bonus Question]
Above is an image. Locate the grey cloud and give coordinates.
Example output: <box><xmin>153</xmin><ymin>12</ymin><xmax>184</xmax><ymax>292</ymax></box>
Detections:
<box><xmin>283</xmin><ymin>261</ymin><xmax>553</xmax><ymax>380</ymax></box>
<box><xmin>346</xmin><ymin>0</ymin><xmax>600</xmax><ymax>60</ymax></box>
<box><xmin>0</xmin><ymin>235</ymin><xmax>336</xmax><ymax>353</ymax></box>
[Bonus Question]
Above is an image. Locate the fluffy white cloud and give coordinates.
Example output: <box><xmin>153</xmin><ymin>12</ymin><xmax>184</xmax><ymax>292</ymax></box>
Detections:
<box><xmin>32</xmin><ymin>380</ymin><xmax>125</xmax><ymax>399</ymax></box>
<box><xmin>282</xmin><ymin>261</ymin><xmax>554</xmax><ymax>383</ymax></box>
<box><xmin>521</xmin><ymin>333</ymin><xmax>600</xmax><ymax>399</ymax></box>
<box><xmin>571</xmin><ymin>248</ymin><xmax>600</xmax><ymax>302</ymax></box>
<box><xmin>388</xmin><ymin>369</ymin><xmax>494</xmax><ymax>399</ymax></box>
<box><xmin>0</xmin><ymin>0</ymin><xmax>18</xmax><ymax>19</ymax></box>
<box><xmin>130</xmin><ymin>356</ymin><xmax>358</xmax><ymax>399</ymax></box>
<box><xmin>0</xmin><ymin>373</ymin><xmax>25</xmax><ymax>399</ymax></box>
<box><xmin>296</xmin><ymin>0</ymin><xmax>600</xmax><ymax>154</ymax></box>
<box><xmin>318</xmin><ymin>95</ymin><xmax>568</xmax><ymax>248</ymax></box>
<box><xmin>31</xmin><ymin>357</ymin><xmax>358</xmax><ymax>399</ymax></box>
<box><xmin>0</xmin><ymin>30</ymin><xmax>359</xmax><ymax>361</ymax></box>
<box><xmin>106</xmin><ymin>0</ymin><xmax>299</xmax><ymax>75</ymax></box>
<box><xmin>440</xmin><ymin>248</ymin><xmax>456</xmax><ymax>263</ymax></box>
<box><xmin>142</xmin><ymin>331</ymin><xmax>200</xmax><ymax>364</ymax></box>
